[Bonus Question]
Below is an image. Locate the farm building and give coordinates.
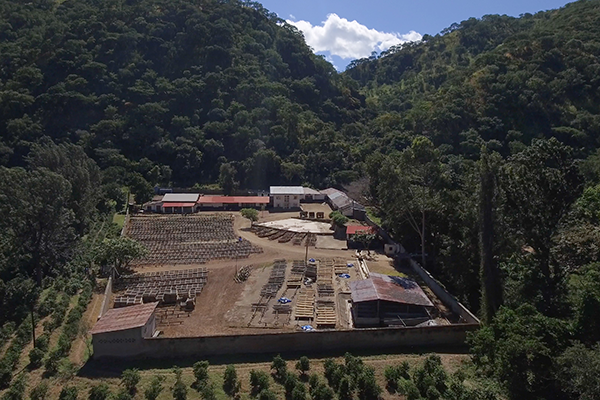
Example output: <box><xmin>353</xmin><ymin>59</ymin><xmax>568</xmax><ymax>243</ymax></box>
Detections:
<box><xmin>160</xmin><ymin>193</ymin><xmax>200</xmax><ymax>214</ymax></box>
<box><xmin>90</xmin><ymin>302</ymin><xmax>158</xmax><ymax>358</ymax></box>
<box><xmin>321</xmin><ymin>188</ymin><xmax>366</xmax><ymax>219</ymax></box>
<box><xmin>349</xmin><ymin>273</ymin><xmax>434</xmax><ymax>327</ymax></box>
<box><xmin>303</xmin><ymin>187</ymin><xmax>326</xmax><ymax>202</ymax></box>
<box><xmin>270</xmin><ymin>186</ymin><xmax>304</xmax><ymax>209</ymax></box>
<box><xmin>196</xmin><ymin>196</ymin><xmax>270</xmax><ymax>210</ymax></box>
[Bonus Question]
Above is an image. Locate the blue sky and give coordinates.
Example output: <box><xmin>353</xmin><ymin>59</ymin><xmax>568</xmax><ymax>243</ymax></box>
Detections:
<box><xmin>258</xmin><ymin>0</ymin><xmax>575</xmax><ymax>70</ymax></box>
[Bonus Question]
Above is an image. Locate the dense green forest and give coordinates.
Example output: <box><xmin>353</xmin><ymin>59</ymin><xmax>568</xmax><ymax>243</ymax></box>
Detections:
<box><xmin>2</xmin><ymin>0</ymin><xmax>600</xmax><ymax>398</ymax></box>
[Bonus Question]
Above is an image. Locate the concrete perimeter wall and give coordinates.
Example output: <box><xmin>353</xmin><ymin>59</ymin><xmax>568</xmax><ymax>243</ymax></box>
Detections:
<box><xmin>96</xmin><ymin>323</ymin><xmax>479</xmax><ymax>359</ymax></box>
<box><xmin>98</xmin><ymin>276</ymin><xmax>113</xmax><ymax>320</ymax></box>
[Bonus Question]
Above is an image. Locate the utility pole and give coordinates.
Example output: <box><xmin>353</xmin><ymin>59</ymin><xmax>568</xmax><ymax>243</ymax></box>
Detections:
<box><xmin>305</xmin><ymin>233</ymin><xmax>310</xmax><ymax>266</ymax></box>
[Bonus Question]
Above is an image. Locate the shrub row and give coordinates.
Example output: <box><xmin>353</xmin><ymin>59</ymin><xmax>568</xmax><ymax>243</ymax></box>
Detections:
<box><xmin>43</xmin><ymin>293</ymin><xmax>71</xmax><ymax>334</ymax></box>
<box><xmin>45</xmin><ymin>282</ymin><xmax>93</xmax><ymax>375</ymax></box>
<box><xmin>0</xmin><ymin>315</ymin><xmax>34</xmax><ymax>388</ymax></box>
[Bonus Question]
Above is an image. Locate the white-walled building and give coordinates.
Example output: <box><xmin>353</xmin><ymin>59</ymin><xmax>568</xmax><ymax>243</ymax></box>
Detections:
<box><xmin>270</xmin><ymin>186</ymin><xmax>304</xmax><ymax>209</ymax></box>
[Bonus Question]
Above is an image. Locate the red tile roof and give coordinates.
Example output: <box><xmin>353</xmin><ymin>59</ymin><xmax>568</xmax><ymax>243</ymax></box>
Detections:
<box><xmin>197</xmin><ymin>196</ymin><xmax>269</xmax><ymax>204</ymax></box>
<box><xmin>346</xmin><ymin>225</ymin><xmax>375</xmax><ymax>235</ymax></box>
<box><xmin>349</xmin><ymin>273</ymin><xmax>434</xmax><ymax>307</ymax></box>
<box><xmin>90</xmin><ymin>302</ymin><xmax>158</xmax><ymax>335</ymax></box>
<box><xmin>162</xmin><ymin>202</ymin><xmax>196</xmax><ymax>207</ymax></box>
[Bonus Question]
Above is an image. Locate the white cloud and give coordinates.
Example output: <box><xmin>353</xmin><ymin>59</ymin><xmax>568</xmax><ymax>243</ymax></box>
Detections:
<box><xmin>289</xmin><ymin>14</ymin><xmax>296</xmax><ymax>21</ymax></box>
<box><xmin>287</xmin><ymin>13</ymin><xmax>421</xmax><ymax>60</ymax></box>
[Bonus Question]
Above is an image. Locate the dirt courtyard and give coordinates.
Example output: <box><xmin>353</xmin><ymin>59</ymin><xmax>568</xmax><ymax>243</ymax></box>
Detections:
<box><xmin>120</xmin><ymin>211</ymin><xmax>444</xmax><ymax>338</ymax></box>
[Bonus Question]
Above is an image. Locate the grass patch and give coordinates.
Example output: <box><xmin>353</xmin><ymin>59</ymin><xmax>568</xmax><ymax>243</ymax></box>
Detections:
<box><xmin>366</xmin><ymin>207</ymin><xmax>382</xmax><ymax>226</ymax></box>
<box><xmin>112</xmin><ymin>214</ymin><xmax>125</xmax><ymax>229</ymax></box>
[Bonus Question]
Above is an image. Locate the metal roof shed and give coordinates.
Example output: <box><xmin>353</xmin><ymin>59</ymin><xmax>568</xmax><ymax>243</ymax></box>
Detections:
<box><xmin>349</xmin><ymin>273</ymin><xmax>434</xmax><ymax>327</ymax></box>
<box><xmin>91</xmin><ymin>302</ymin><xmax>158</xmax><ymax>358</ymax></box>
<box><xmin>162</xmin><ymin>193</ymin><xmax>200</xmax><ymax>203</ymax></box>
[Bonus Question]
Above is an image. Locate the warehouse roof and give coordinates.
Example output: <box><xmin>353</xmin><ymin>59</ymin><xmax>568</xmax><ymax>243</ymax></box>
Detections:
<box><xmin>270</xmin><ymin>186</ymin><xmax>304</xmax><ymax>195</ymax></box>
<box><xmin>198</xmin><ymin>196</ymin><xmax>270</xmax><ymax>204</ymax></box>
<box><xmin>162</xmin><ymin>202</ymin><xmax>196</xmax><ymax>208</ymax></box>
<box><xmin>162</xmin><ymin>193</ymin><xmax>200</xmax><ymax>203</ymax></box>
<box><xmin>350</xmin><ymin>273</ymin><xmax>434</xmax><ymax>307</ymax></box>
<box><xmin>90</xmin><ymin>302</ymin><xmax>158</xmax><ymax>335</ymax></box>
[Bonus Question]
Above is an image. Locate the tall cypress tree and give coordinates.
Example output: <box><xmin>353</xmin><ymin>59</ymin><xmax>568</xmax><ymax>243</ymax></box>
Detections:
<box><xmin>479</xmin><ymin>147</ymin><xmax>503</xmax><ymax>322</ymax></box>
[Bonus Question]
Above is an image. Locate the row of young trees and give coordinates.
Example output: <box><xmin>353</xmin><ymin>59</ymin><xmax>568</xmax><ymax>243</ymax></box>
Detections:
<box><xmin>14</xmin><ymin>353</ymin><xmax>487</xmax><ymax>400</ymax></box>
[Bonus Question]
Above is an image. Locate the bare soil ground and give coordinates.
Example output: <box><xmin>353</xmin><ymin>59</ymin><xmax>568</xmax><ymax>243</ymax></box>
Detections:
<box><xmin>122</xmin><ymin>212</ymin><xmax>455</xmax><ymax>337</ymax></box>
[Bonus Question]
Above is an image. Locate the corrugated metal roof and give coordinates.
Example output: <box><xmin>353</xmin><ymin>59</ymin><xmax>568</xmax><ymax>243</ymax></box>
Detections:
<box><xmin>90</xmin><ymin>302</ymin><xmax>158</xmax><ymax>335</ymax></box>
<box><xmin>162</xmin><ymin>202</ymin><xmax>196</xmax><ymax>207</ymax></box>
<box><xmin>349</xmin><ymin>273</ymin><xmax>434</xmax><ymax>307</ymax></box>
<box><xmin>198</xmin><ymin>196</ymin><xmax>270</xmax><ymax>204</ymax></box>
<box><xmin>320</xmin><ymin>188</ymin><xmax>344</xmax><ymax>196</ymax></box>
<box><xmin>162</xmin><ymin>193</ymin><xmax>200</xmax><ymax>202</ymax></box>
<box><xmin>346</xmin><ymin>225</ymin><xmax>375</xmax><ymax>235</ymax></box>
<box><xmin>303</xmin><ymin>187</ymin><xmax>321</xmax><ymax>195</ymax></box>
<box><xmin>270</xmin><ymin>186</ymin><xmax>304</xmax><ymax>195</ymax></box>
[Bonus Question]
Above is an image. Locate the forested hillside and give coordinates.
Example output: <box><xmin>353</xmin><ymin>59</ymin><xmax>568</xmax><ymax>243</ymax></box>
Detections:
<box><xmin>0</xmin><ymin>0</ymin><xmax>365</xmax><ymax>194</ymax></box>
<box><xmin>3</xmin><ymin>0</ymin><xmax>600</xmax><ymax>398</ymax></box>
<box><xmin>346</xmin><ymin>1</ymin><xmax>600</xmax><ymax>399</ymax></box>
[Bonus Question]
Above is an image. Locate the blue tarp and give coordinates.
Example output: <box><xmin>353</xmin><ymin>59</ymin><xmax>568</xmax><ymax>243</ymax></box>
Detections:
<box><xmin>278</xmin><ymin>297</ymin><xmax>291</xmax><ymax>304</ymax></box>
<box><xmin>309</xmin><ymin>258</ymin><xmax>316</xmax><ymax>262</ymax></box>
<box><xmin>347</xmin><ymin>263</ymin><xmax>354</xmax><ymax>267</ymax></box>
<box><xmin>339</xmin><ymin>273</ymin><xmax>351</xmax><ymax>279</ymax></box>
<box><xmin>301</xmin><ymin>325</ymin><xmax>315</xmax><ymax>331</ymax></box>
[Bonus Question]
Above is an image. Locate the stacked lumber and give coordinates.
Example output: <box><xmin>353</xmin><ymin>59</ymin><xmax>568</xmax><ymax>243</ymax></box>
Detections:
<box><xmin>295</xmin><ymin>288</ymin><xmax>315</xmax><ymax>320</ymax></box>
<box><xmin>317</xmin><ymin>259</ymin><xmax>334</xmax><ymax>297</ymax></box>
<box><xmin>316</xmin><ymin>299</ymin><xmax>337</xmax><ymax>328</ymax></box>
<box><xmin>334</xmin><ymin>258</ymin><xmax>348</xmax><ymax>275</ymax></box>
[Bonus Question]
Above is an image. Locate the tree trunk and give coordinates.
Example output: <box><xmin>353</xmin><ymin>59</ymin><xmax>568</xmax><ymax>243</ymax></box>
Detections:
<box><xmin>479</xmin><ymin>152</ymin><xmax>503</xmax><ymax>323</ymax></box>
<box><xmin>31</xmin><ymin>308</ymin><xmax>36</xmax><ymax>348</ymax></box>
<box><xmin>421</xmin><ymin>210</ymin><xmax>426</xmax><ymax>268</ymax></box>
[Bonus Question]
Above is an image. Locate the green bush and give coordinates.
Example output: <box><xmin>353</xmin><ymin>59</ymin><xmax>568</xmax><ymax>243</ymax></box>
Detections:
<box><xmin>58</xmin><ymin>387</ymin><xmax>78</xmax><ymax>400</ymax></box>
<box><xmin>112</xmin><ymin>390</ymin><xmax>132</xmax><ymax>400</ymax></box>
<box><xmin>270</xmin><ymin>354</ymin><xmax>287</xmax><ymax>382</ymax></box>
<box><xmin>222</xmin><ymin>365</ymin><xmax>240</xmax><ymax>397</ymax></box>
<box><xmin>284</xmin><ymin>372</ymin><xmax>299</xmax><ymax>397</ymax></box>
<box><xmin>37</xmin><ymin>289</ymin><xmax>57</xmax><ymax>318</ymax></box>
<box><xmin>143</xmin><ymin>376</ymin><xmax>164</xmax><ymax>400</ymax></box>
<box><xmin>291</xmin><ymin>383</ymin><xmax>307</xmax><ymax>400</ymax></box>
<box><xmin>35</xmin><ymin>334</ymin><xmax>49</xmax><ymax>353</ymax></box>
<box><xmin>398</xmin><ymin>378</ymin><xmax>421</xmax><ymax>400</ymax></box>
<box><xmin>28</xmin><ymin>348</ymin><xmax>44</xmax><ymax>369</ymax></box>
<box><xmin>192</xmin><ymin>361</ymin><xmax>209</xmax><ymax>390</ymax></box>
<box><xmin>296</xmin><ymin>356</ymin><xmax>310</xmax><ymax>376</ymax></box>
<box><xmin>1</xmin><ymin>374</ymin><xmax>26</xmax><ymax>400</ymax></box>
<box><xmin>43</xmin><ymin>350</ymin><xmax>61</xmax><ymax>375</ymax></box>
<box><xmin>249</xmin><ymin>370</ymin><xmax>270</xmax><ymax>396</ymax></box>
<box><xmin>257</xmin><ymin>389</ymin><xmax>277</xmax><ymax>400</ymax></box>
<box><xmin>121</xmin><ymin>369</ymin><xmax>141</xmax><ymax>394</ymax></box>
<box><xmin>200</xmin><ymin>384</ymin><xmax>216</xmax><ymax>400</ymax></box>
<box><xmin>172</xmin><ymin>367</ymin><xmax>187</xmax><ymax>400</ymax></box>
<box><xmin>88</xmin><ymin>383</ymin><xmax>111</xmax><ymax>400</ymax></box>
<box><xmin>323</xmin><ymin>359</ymin><xmax>344</xmax><ymax>391</ymax></box>
<box><xmin>356</xmin><ymin>367</ymin><xmax>382</xmax><ymax>400</ymax></box>
<box><xmin>30</xmin><ymin>381</ymin><xmax>48</xmax><ymax>400</ymax></box>
<box><xmin>0</xmin><ymin>362</ymin><xmax>13</xmax><ymax>389</ymax></box>
<box><xmin>311</xmin><ymin>383</ymin><xmax>335</xmax><ymax>400</ymax></box>
<box><xmin>338</xmin><ymin>376</ymin><xmax>354</xmax><ymax>400</ymax></box>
